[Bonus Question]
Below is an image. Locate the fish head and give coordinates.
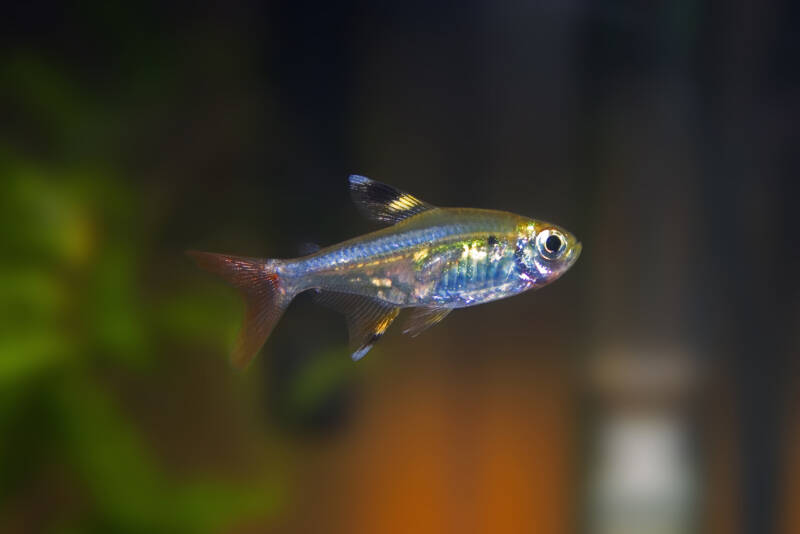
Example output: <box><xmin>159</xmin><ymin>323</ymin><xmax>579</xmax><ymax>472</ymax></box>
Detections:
<box><xmin>514</xmin><ymin>220</ymin><xmax>582</xmax><ymax>286</ymax></box>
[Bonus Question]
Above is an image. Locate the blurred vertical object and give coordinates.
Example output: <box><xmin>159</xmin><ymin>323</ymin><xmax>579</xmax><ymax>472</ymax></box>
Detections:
<box><xmin>586</xmin><ymin>348</ymin><xmax>700</xmax><ymax>534</ymax></box>
<box><xmin>577</xmin><ymin>2</ymin><xmax>706</xmax><ymax>532</ymax></box>
<box><xmin>780</xmin><ymin>312</ymin><xmax>800</xmax><ymax>534</ymax></box>
<box><xmin>696</xmin><ymin>1</ymin><xmax>797</xmax><ymax>533</ymax></box>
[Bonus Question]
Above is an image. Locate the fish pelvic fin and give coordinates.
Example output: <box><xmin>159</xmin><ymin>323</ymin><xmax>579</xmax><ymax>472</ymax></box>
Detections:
<box><xmin>402</xmin><ymin>306</ymin><xmax>453</xmax><ymax>337</ymax></box>
<box><xmin>314</xmin><ymin>290</ymin><xmax>400</xmax><ymax>361</ymax></box>
<box><xmin>348</xmin><ymin>175</ymin><xmax>436</xmax><ymax>224</ymax></box>
<box><xmin>187</xmin><ymin>251</ymin><xmax>293</xmax><ymax>369</ymax></box>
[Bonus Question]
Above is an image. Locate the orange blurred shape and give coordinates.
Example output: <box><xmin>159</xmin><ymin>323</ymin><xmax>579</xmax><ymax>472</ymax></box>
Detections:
<box><xmin>338</xmin><ymin>354</ymin><xmax>573</xmax><ymax>534</ymax></box>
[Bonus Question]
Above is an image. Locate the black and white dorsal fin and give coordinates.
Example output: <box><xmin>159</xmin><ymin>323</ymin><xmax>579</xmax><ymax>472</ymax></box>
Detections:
<box><xmin>348</xmin><ymin>175</ymin><xmax>436</xmax><ymax>224</ymax></box>
<box><xmin>314</xmin><ymin>290</ymin><xmax>400</xmax><ymax>360</ymax></box>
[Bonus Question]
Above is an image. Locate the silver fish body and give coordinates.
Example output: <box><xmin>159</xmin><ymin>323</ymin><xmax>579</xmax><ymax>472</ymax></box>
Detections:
<box><xmin>190</xmin><ymin>176</ymin><xmax>581</xmax><ymax>367</ymax></box>
<box><xmin>282</xmin><ymin>208</ymin><xmax>575</xmax><ymax>307</ymax></box>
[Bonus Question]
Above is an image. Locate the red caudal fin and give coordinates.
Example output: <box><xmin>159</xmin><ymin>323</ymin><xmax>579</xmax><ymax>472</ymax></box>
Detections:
<box><xmin>187</xmin><ymin>251</ymin><xmax>292</xmax><ymax>369</ymax></box>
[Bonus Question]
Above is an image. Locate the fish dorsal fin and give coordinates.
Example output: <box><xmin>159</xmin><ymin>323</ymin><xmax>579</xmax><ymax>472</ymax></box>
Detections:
<box><xmin>348</xmin><ymin>175</ymin><xmax>436</xmax><ymax>224</ymax></box>
<box><xmin>402</xmin><ymin>306</ymin><xmax>453</xmax><ymax>337</ymax></box>
<box><xmin>314</xmin><ymin>290</ymin><xmax>400</xmax><ymax>360</ymax></box>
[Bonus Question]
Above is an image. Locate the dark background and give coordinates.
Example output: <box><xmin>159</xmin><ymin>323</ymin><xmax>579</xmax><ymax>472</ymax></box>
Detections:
<box><xmin>1</xmin><ymin>1</ymin><xmax>798</xmax><ymax>533</ymax></box>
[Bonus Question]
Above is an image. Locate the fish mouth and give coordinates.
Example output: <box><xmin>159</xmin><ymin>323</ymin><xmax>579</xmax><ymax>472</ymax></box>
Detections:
<box><xmin>567</xmin><ymin>242</ymin><xmax>582</xmax><ymax>266</ymax></box>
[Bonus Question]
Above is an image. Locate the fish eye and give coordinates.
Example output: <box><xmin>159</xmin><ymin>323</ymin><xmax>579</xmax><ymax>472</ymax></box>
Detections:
<box><xmin>545</xmin><ymin>235</ymin><xmax>562</xmax><ymax>254</ymax></box>
<box><xmin>536</xmin><ymin>229</ymin><xmax>566</xmax><ymax>260</ymax></box>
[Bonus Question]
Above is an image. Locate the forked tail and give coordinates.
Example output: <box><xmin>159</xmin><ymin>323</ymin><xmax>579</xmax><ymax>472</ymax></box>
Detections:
<box><xmin>187</xmin><ymin>251</ymin><xmax>293</xmax><ymax>369</ymax></box>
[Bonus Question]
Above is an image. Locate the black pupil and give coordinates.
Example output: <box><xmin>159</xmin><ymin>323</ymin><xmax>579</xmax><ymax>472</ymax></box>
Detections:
<box><xmin>545</xmin><ymin>235</ymin><xmax>562</xmax><ymax>254</ymax></box>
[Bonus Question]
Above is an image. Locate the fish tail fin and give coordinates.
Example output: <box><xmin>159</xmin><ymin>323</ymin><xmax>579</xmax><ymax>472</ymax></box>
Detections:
<box><xmin>187</xmin><ymin>250</ymin><xmax>294</xmax><ymax>369</ymax></box>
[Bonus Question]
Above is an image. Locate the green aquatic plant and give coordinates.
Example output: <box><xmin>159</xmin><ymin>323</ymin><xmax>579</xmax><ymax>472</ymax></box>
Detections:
<box><xmin>0</xmin><ymin>55</ymin><xmax>290</xmax><ymax>532</ymax></box>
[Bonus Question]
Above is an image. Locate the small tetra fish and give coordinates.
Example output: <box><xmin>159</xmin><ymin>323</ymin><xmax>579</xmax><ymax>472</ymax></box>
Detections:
<box><xmin>189</xmin><ymin>175</ymin><xmax>581</xmax><ymax>367</ymax></box>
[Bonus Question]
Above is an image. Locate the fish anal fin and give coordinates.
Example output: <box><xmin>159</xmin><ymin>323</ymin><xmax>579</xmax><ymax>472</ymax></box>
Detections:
<box><xmin>348</xmin><ymin>175</ymin><xmax>436</xmax><ymax>224</ymax></box>
<box><xmin>402</xmin><ymin>307</ymin><xmax>453</xmax><ymax>337</ymax></box>
<box><xmin>314</xmin><ymin>290</ymin><xmax>400</xmax><ymax>360</ymax></box>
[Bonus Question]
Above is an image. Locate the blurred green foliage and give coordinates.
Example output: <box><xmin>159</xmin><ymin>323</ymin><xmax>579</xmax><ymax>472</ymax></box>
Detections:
<box><xmin>0</xmin><ymin>53</ymin><xmax>291</xmax><ymax>532</ymax></box>
<box><xmin>284</xmin><ymin>346</ymin><xmax>356</xmax><ymax>421</ymax></box>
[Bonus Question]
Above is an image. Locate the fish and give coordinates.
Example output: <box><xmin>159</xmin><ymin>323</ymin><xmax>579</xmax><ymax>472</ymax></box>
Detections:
<box><xmin>189</xmin><ymin>175</ymin><xmax>581</xmax><ymax>367</ymax></box>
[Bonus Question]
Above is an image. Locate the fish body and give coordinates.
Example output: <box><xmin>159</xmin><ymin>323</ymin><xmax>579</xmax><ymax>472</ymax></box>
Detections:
<box><xmin>284</xmin><ymin>208</ymin><xmax>570</xmax><ymax>307</ymax></box>
<box><xmin>190</xmin><ymin>175</ymin><xmax>581</xmax><ymax>367</ymax></box>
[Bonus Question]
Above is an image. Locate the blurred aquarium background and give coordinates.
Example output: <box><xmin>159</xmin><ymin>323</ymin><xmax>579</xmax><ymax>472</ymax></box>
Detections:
<box><xmin>1</xmin><ymin>1</ymin><xmax>799</xmax><ymax>533</ymax></box>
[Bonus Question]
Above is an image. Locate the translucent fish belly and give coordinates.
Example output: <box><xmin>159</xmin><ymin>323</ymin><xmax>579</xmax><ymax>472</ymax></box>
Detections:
<box><xmin>432</xmin><ymin>250</ymin><xmax>520</xmax><ymax>306</ymax></box>
<box><xmin>285</xmin><ymin>209</ymin><xmax>530</xmax><ymax>308</ymax></box>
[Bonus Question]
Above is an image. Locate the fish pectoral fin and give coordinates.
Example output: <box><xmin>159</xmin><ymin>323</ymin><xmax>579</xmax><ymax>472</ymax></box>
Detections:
<box><xmin>348</xmin><ymin>175</ymin><xmax>436</xmax><ymax>224</ymax></box>
<box><xmin>402</xmin><ymin>307</ymin><xmax>453</xmax><ymax>337</ymax></box>
<box><xmin>314</xmin><ymin>290</ymin><xmax>400</xmax><ymax>361</ymax></box>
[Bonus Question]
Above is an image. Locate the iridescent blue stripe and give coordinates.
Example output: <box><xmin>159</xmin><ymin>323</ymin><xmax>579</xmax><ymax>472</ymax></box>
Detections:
<box><xmin>300</xmin><ymin>224</ymin><xmax>468</xmax><ymax>272</ymax></box>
